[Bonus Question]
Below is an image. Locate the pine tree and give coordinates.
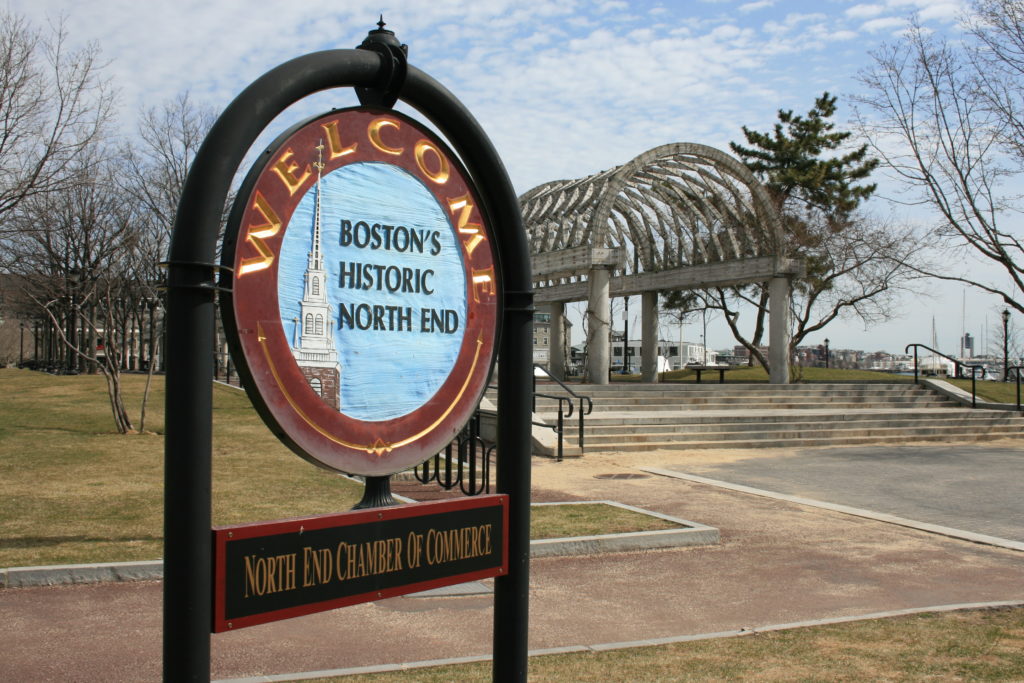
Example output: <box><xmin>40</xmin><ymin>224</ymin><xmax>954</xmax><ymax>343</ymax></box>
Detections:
<box><xmin>730</xmin><ymin>92</ymin><xmax>878</xmax><ymax>232</ymax></box>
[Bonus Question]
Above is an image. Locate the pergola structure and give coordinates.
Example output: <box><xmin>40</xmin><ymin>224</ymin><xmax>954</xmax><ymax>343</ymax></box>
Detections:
<box><xmin>520</xmin><ymin>142</ymin><xmax>802</xmax><ymax>384</ymax></box>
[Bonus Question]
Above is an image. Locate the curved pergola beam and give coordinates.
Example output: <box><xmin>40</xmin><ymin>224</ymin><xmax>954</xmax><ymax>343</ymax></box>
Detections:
<box><xmin>520</xmin><ymin>141</ymin><xmax>795</xmax><ymax>385</ymax></box>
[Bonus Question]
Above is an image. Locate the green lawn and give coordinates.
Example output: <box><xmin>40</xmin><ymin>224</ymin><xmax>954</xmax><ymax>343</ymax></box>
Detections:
<box><xmin>946</xmin><ymin>377</ymin><xmax>1023</xmax><ymax>405</ymax></box>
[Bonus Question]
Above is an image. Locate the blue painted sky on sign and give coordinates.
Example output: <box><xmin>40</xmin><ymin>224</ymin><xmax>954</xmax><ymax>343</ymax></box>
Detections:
<box><xmin>9</xmin><ymin>0</ymin><xmax>1020</xmax><ymax>354</ymax></box>
<box><xmin>278</xmin><ymin>163</ymin><xmax>467</xmax><ymax>421</ymax></box>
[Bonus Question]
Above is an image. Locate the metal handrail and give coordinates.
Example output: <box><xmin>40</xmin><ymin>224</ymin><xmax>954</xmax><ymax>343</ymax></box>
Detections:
<box><xmin>1007</xmin><ymin>365</ymin><xmax>1024</xmax><ymax>410</ymax></box>
<box><xmin>905</xmin><ymin>343</ymin><xmax>985</xmax><ymax>408</ymax></box>
<box><xmin>533</xmin><ymin>364</ymin><xmax>594</xmax><ymax>453</ymax></box>
<box><xmin>533</xmin><ymin>393</ymin><xmax>573</xmax><ymax>462</ymax></box>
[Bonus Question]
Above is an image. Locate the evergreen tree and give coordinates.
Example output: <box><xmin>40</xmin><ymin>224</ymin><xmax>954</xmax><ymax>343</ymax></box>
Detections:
<box><xmin>730</xmin><ymin>92</ymin><xmax>878</xmax><ymax>229</ymax></box>
<box><xmin>662</xmin><ymin>93</ymin><xmax>920</xmax><ymax>375</ymax></box>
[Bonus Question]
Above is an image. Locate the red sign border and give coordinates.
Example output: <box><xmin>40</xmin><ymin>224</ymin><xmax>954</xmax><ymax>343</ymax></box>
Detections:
<box><xmin>211</xmin><ymin>495</ymin><xmax>509</xmax><ymax>632</ymax></box>
<box><xmin>220</xmin><ymin>107</ymin><xmax>500</xmax><ymax>477</ymax></box>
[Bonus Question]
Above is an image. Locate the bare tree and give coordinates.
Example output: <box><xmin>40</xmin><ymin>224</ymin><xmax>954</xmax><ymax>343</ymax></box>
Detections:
<box><xmin>7</xmin><ymin>148</ymin><xmax>147</xmax><ymax>433</ymax></box>
<box><xmin>666</xmin><ymin>94</ymin><xmax>925</xmax><ymax>375</ymax></box>
<box><xmin>856</xmin><ymin>7</ymin><xmax>1024</xmax><ymax>314</ymax></box>
<box><xmin>0</xmin><ymin>10</ymin><xmax>115</xmax><ymax>232</ymax></box>
<box><xmin>120</xmin><ymin>92</ymin><xmax>216</xmax><ymax>242</ymax></box>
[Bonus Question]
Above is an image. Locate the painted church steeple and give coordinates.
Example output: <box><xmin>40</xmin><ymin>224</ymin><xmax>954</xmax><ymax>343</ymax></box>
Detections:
<box><xmin>292</xmin><ymin>140</ymin><xmax>341</xmax><ymax>410</ymax></box>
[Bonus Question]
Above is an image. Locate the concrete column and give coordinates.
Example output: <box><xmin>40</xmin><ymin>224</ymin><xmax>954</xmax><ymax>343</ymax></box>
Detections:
<box><xmin>548</xmin><ymin>301</ymin><xmax>565</xmax><ymax>381</ymax></box>
<box><xmin>769</xmin><ymin>275</ymin><xmax>791</xmax><ymax>384</ymax></box>
<box><xmin>641</xmin><ymin>291</ymin><xmax>659</xmax><ymax>382</ymax></box>
<box><xmin>586</xmin><ymin>267</ymin><xmax>611</xmax><ymax>384</ymax></box>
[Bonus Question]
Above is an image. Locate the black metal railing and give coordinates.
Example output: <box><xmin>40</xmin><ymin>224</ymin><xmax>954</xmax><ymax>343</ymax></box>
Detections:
<box><xmin>533</xmin><ymin>364</ymin><xmax>594</xmax><ymax>459</ymax></box>
<box><xmin>412</xmin><ymin>367</ymin><xmax>595</xmax><ymax>497</ymax></box>
<box><xmin>1007</xmin><ymin>365</ymin><xmax>1024</xmax><ymax>409</ymax></box>
<box><xmin>413</xmin><ymin>411</ymin><xmax>494</xmax><ymax>496</ymax></box>
<box><xmin>905</xmin><ymin>343</ymin><xmax>985</xmax><ymax>408</ymax></box>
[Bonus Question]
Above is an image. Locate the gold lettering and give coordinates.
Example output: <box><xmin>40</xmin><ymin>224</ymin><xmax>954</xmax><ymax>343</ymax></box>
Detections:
<box><xmin>283</xmin><ymin>553</ymin><xmax>297</xmax><ymax>591</ymax></box>
<box><xmin>244</xmin><ymin>555</ymin><xmax>263</xmax><ymax>598</ymax></box>
<box><xmin>271</xmin><ymin>148</ymin><xmax>312</xmax><ymax>195</ymax></box>
<box><xmin>239</xmin><ymin>192</ymin><xmax>283</xmax><ymax>276</ymax></box>
<box><xmin>303</xmin><ymin>546</ymin><xmax>331</xmax><ymax>587</ymax></box>
<box><xmin>368</xmin><ymin>118</ymin><xmax>403</xmax><ymax>155</ymax></box>
<box><xmin>448</xmin><ymin>194</ymin><xmax>487</xmax><ymax>257</ymax></box>
<box><xmin>471</xmin><ymin>266</ymin><xmax>497</xmax><ymax>303</ymax></box>
<box><xmin>321</xmin><ymin>120</ymin><xmax>357</xmax><ymax>159</ymax></box>
<box><xmin>414</xmin><ymin>139</ymin><xmax>449</xmax><ymax>184</ymax></box>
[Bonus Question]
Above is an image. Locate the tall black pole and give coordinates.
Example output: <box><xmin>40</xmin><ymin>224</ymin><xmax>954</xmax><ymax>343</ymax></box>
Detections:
<box><xmin>401</xmin><ymin>67</ymin><xmax>533</xmax><ymax>683</ymax></box>
<box><xmin>622</xmin><ymin>296</ymin><xmax>629</xmax><ymax>373</ymax></box>
<box><xmin>1002</xmin><ymin>309</ymin><xmax>1010</xmax><ymax>381</ymax></box>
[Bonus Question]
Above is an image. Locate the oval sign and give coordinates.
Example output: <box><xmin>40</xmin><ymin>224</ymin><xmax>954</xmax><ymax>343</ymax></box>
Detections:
<box><xmin>221</xmin><ymin>108</ymin><xmax>500</xmax><ymax>476</ymax></box>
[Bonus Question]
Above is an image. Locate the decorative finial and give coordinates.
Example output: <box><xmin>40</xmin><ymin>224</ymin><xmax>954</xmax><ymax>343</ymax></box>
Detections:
<box><xmin>378</xmin><ymin>14</ymin><xmax>386</xmax><ymax>31</ymax></box>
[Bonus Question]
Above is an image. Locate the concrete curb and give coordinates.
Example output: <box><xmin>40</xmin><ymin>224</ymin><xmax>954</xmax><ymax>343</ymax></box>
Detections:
<box><xmin>212</xmin><ymin>600</ymin><xmax>1024</xmax><ymax>682</ymax></box>
<box><xmin>0</xmin><ymin>560</ymin><xmax>164</xmax><ymax>588</ymax></box>
<box><xmin>642</xmin><ymin>467</ymin><xmax>1024</xmax><ymax>552</ymax></box>
<box><xmin>530</xmin><ymin>500</ymin><xmax>719</xmax><ymax>557</ymax></box>
<box><xmin>0</xmin><ymin>502</ymin><xmax>718</xmax><ymax>588</ymax></box>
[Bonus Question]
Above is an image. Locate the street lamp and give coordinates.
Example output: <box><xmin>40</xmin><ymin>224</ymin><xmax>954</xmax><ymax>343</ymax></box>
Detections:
<box><xmin>1002</xmin><ymin>308</ymin><xmax>1010</xmax><ymax>381</ymax></box>
<box><xmin>824</xmin><ymin>338</ymin><xmax>830</xmax><ymax>369</ymax></box>
<box><xmin>19</xmin><ymin>322</ymin><xmax>25</xmax><ymax>367</ymax></box>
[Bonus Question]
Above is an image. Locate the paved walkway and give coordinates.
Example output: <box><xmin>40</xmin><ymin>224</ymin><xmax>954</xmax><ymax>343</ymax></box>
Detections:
<box><xmin>3</xmin><ymin>441</ymin><xmax>1024</xmax><ymax>681</ymax></box>
<box><xmin>655</xmin><ymin>443</ymin><xmax>1024</xmax><ymax>543</ymax></box>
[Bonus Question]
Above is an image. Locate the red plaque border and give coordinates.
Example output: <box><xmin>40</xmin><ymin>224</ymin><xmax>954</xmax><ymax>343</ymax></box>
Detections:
<box><xmin>221</xmin><ymin>108</ymin><xmax>500</xmax><ymax>476</ymax></box>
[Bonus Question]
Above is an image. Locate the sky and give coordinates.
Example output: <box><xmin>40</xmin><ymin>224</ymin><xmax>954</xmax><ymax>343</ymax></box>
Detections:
<box><xmin>8</xmin><ymin>0</ymin><xmax>1019</xmax><ymax>356</ymax></box>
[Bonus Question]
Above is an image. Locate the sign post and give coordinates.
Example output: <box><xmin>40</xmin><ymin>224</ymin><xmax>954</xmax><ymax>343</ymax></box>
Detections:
<box><xmin>164</xmin><ymin>22</ymin><xmax>532</xmax><ymax>682</ymax></box>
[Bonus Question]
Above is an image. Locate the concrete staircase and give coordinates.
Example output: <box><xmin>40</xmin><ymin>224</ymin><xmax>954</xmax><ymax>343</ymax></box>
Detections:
<box><xmin>514</xmin><ymin>382</ymin><xmax>1024</xmax><ymax>455</ymax></box>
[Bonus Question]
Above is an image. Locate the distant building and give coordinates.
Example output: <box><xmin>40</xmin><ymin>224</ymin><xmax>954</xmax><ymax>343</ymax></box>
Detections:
<box><xmin>533</xmin><ymin>311</ymin><xmax>572</xmax><ymax>372</ymax></box>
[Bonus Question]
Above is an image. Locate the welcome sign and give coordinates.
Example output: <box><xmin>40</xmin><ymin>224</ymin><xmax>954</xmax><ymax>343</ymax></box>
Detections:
<box><xmin>222</xmin><ymin>108</ymin><xmax>500</xmax><ymax>476</ymax></box>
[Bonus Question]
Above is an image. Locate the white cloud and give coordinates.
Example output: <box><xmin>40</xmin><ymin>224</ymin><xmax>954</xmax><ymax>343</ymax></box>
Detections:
<box><xmin>739</xmin><ymin>0</ymin><xmax>774</xmax><ymax>13</ymax></box>
<box><xmin>860</xmin><ymin>16</ymin><xmax>908</xmax><ymax>33</ymax></box>
<box><xmin>845</xmin><ymin>4</ymin><xmax>886</xmax><ymax>19</ymax></box>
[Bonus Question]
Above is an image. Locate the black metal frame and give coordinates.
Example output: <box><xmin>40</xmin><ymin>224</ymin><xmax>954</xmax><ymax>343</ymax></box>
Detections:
<box><xmin>532</xmin><ymin>364</ymin><xmax>593</xmax><ymax>459</ymax></box>
<box><xmin>1006</xmin><ymin>365</ymin><xmax>1023</xmax><ymax>409</ymax></box>
<box><xmin>414</xmin><ymin>412</ymin><xmax>494</xmax><ymax>496</ymax></box>
<box><xmin>905</xmin><ymin>343</ymin><xmax>985</xmax><ymax>407</ymax></box>
<box><xmin>164</xmin><ymin>41</ymin><xmax>532</xmax><ymax>682</ymax></box>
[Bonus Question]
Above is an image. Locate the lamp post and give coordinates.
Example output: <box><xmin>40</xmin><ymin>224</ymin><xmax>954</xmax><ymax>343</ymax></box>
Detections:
<box><xmin>824</xmin><ymin>338</ymin><xmax>830</xmax><ymax>369</ymax></box>
<box><xmin>1002</xmin><ymin>308</ymin><xmax>1010</xmax><ymax>381</ymax></box>
<box><xmin>19</xmin><ymin>322</ymin><xmax>25</xmax><ymax>366</ymax></box>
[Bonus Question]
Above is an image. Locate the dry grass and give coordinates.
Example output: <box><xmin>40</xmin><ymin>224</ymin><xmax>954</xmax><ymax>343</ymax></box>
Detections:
<box><xmin>0</xmin><ymin>369</ymin><xmax>363</xmax><ymax>566</ymax></box>
<box><xmin>0</xmin><ymin>371</ymin><xmax>669</xmax><ymax>567</ymax></box>
<box><xmin>531</xmin><ymin>503</ymin><xmax>679</xmax><ymax>539</ymax></box>
<box><xmin>325</xmin><ymin>606</ymin><xmax>1024</xmax><ymax>682</ymax></box>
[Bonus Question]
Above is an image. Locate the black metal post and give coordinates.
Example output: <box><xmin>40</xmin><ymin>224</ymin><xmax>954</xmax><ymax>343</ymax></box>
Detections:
<box><xmin>402</xmin><ymin>66</ymin><xmax>535</xmax><ymax>682</ymax></box>
<box><xmin>1002</xmin><ymin>309</ymin><xmax>1010</xmax><ymax>381</ymax></box>
<box><xmin>622</xmin><ymin>296</ymin><xmax>629</xmax><ymax>374</ymax></box>
<box><xmin>164</xmin><ymin>48</ymin><xmax>383</xmax><ymax>682</ymax></box>
<box><xmin>824</xmin><ymin>338</ymin><xmax>830</xmax><ymax>369</ymax></box>
<box><xmin>19</xmin><ymin>322</ymin><xmax>25</xmax><ymax>366</ymax></box>
<box><xmin>352</xmin><ymin>476</ymin><xmax>396</xmax><ymax>509</ymax></box>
